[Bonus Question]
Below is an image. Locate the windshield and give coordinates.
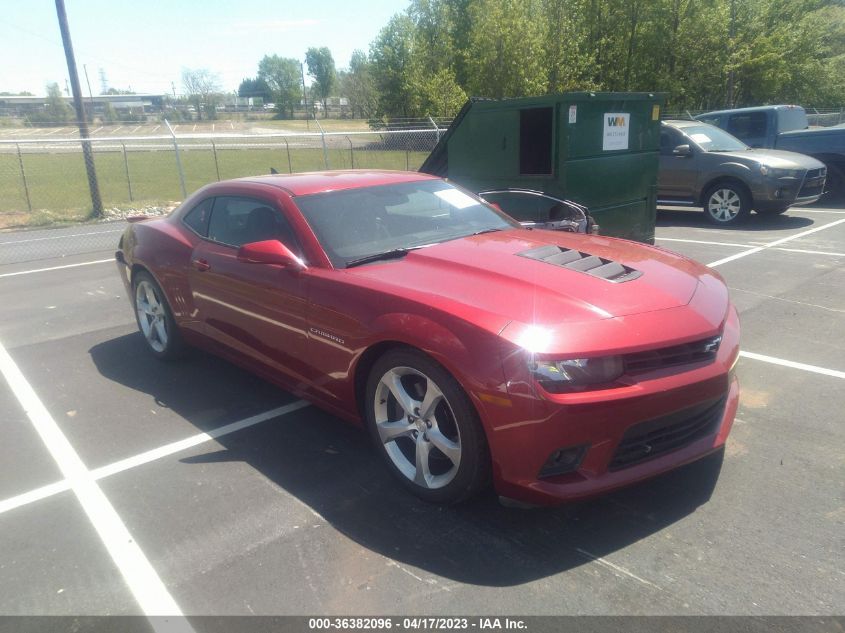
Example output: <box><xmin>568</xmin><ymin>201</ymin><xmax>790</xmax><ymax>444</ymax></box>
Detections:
<box><xmin>682</xmin><ymin>124</ymin><xmax>748</xmax><ymax>152</ymax></box>
<box><xmin>294</xmin><ymin>180</ymin><xmax>518</xmax><ymax>268</ymax></box>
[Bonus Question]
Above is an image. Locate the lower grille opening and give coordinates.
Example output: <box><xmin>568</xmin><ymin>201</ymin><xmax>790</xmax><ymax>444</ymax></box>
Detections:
<box><xmin>609</xmin><ymin>396</ymin><xmax>727</xmax><ymax>471</ymax></box>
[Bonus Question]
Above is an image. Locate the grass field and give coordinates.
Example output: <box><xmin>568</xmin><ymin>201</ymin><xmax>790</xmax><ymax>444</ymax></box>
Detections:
<box><xmin>0</xmin><ymin>145</ymin><xmax>431</xmax><ymax>229</ymax></box>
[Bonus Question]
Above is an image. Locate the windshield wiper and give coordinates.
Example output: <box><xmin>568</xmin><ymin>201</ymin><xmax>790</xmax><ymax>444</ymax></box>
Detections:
<box><xmin>345</xmin><ymin>247</ymin><xmax>418</xmax><ymax>268</ymax></box>
<box><xmin>470</xmin><ymin>227</ymin><xmax>505</xmax><ymax>236</ymax></box>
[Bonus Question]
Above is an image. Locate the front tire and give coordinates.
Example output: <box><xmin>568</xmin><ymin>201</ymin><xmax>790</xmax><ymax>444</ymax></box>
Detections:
<box><xmin>364</xmin><ymin>348</ymin><xmax>490</xmax><ymax>504</ymax></box>
<box><xmin>132</xmin><ymin>271</ymin><xmax>183</xmax><ymax>360</ymax></box>
<box><xmin>703</xmin><ymin>183</ymin><xmax>751</xmax><ymax>225</ymax></box>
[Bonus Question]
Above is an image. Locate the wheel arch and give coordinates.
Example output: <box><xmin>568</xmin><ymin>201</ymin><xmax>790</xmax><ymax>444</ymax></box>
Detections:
<box><xmin>698</xmin><ymin>176</ymin><xmax>752</xmax><ymax>206</ymax></box>
<box><xmin>351</xmin><ymin>335</ymin><xmax>497</xmax><ymax>443</ymax></box>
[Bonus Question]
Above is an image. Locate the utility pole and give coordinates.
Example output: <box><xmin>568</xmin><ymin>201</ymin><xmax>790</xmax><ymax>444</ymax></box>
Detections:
<box><xmin>55</xmin><ymin>0</ymin><xmax>103</xmax><ymax>217</ymax></box>
<box><xmin>301</xmin><ymin>62</ymin><xmax>309</xmax><ymax>130</ymax></box>
<box><xmin>83</xmin><ymin>63</ymin><xmax>95</xmax><ymax>118</ymax></box>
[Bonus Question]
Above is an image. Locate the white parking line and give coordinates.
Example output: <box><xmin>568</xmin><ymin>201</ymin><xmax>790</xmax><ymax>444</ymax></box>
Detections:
<box><xmin>658</xmin><ymin>237</ymin><xmax>754</xmax><ymax>248</ymax></box>
<box><xmin>708</xmin><ymin>218</ymin><xmax>845</xmax><ymax>267</ymax></box>
<box><xmin>0</xmin><ymin>339</ymin><xmax>188</xmax><ymax>621</ymax></box>
<box><xmin>0</xmin><ymin>400</ymin><xmax>309</xmax><ymax>516</ymax></box>
<box><xmin>739</xmin><ymin>351</ymin><xmax>845</xmax><ymax>379</ymax></box>
<box><xmin>658</xmin><ymin>237</ymin><xmax>845</xmax><ymax>258</ymax></box>
<box><xmin>0</xmin><ymin>258</ymin><xmax>113</xmax><ymax>278</ymax></box>
<box><xmin>774</xmin><ymin>247</ymin><xmax>845</xmax><ymax>257</ymax></box>
<box><xmin>0</xmin><ymin>229</ymin><xmax>122</xmax><ymax>246</ymax></box>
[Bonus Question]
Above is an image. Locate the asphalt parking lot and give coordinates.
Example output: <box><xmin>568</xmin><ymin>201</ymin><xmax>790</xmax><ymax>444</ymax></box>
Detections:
<box><xmin>0</xmin><ymin>204</ymin><xmax>843</xmax><ymax>623</ymax></box>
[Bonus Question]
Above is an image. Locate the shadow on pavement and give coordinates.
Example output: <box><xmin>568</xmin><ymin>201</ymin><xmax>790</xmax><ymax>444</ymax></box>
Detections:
<box><xmin>90</xmin><ymin>333</ymin><xmax>724</xmax><ymax>587</ymax></box>
<box><xmin>656</xmin><ymin>208</ymin><xmax>816</xmax><ymax>231</ymax></box>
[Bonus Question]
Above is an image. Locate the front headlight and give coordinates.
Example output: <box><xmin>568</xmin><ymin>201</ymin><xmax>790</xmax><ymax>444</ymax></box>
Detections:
<box><xmin>763</xmin><ymin>166</ymin><xmax>802</xmax><ymax>178</ymax></box>
<box><xmin>530</xmin><ymin>356</ymin><xmax>624</xmax><ymax>392</ymax></box>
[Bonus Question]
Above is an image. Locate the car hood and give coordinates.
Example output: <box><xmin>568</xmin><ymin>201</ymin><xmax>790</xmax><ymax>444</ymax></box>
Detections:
<box><xmin>348</xmin><ymin>229</ymin><xmax>719</xmax><ymax>332</ymax></box>
<box><xmin>711</xmin><ymin>149</ymin><xmax>824</xmax><ymax>169</ymax></box>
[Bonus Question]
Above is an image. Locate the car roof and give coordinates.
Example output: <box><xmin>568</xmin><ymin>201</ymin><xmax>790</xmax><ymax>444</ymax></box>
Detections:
<box><xmin>234</xmin><ymin>170</ymin><xmax>440</xmax><ymax>197</ymax></box>
<box><xmin>695</xmin><ymin>105</ymin><xmax>801</xmax><ymax>117</ymax></box>
<box><xmin>662</xmin><ymin>119</ymin><xmax>711</xmax><ymax>129</ymax></box>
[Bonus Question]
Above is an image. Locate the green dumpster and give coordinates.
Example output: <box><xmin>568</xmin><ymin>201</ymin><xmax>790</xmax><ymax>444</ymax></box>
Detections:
<box><xmin>420</xmin><ymin>93</ymin><xmax>665</xmax><ymax>243</ymax></box>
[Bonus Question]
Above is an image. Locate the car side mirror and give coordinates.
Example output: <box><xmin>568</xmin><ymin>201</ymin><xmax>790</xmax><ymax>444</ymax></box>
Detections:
<box><xmin>237</xmin><ymin>240</ymin><xmax>305</xmax><ymax>270</ymax></box>
<box><xmin>673</xmin><ymin>144</ymin><xmax>692</xmax><ymax>157</ymax></box>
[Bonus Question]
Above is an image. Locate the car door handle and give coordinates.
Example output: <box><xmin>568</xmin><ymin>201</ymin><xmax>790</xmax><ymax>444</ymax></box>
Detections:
<box><xmin>192</xmin><ymin>258</ymin><xmax>211</xmax><ymax>272</ymax></box>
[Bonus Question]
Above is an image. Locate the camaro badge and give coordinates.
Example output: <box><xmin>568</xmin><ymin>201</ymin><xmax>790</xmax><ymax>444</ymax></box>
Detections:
<box><xmin>309</xmin><ymin>327</ymin><xmax>345</xmax><ymax>345</ymax></box>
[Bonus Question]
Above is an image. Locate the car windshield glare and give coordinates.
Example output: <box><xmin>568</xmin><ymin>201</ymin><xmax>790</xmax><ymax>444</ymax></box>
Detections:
<box><xmin>294</xmin><ymin>180</ymin><xmax>518</xmax><ymax>268</ymax></box>
<box><xmin>683</xmin><ymin>124</ymin><xmax>748</xmax><ymax>152</ymax></box>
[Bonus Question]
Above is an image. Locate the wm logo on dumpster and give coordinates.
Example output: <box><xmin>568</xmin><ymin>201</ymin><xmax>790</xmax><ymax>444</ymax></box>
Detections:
<box><xmin>607</xmin><ymin>116</ymin><xmax>627</xmax><ymax>127</ymax></box>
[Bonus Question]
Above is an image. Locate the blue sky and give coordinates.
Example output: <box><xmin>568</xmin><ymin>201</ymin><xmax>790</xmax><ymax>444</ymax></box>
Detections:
<box><xmin>0</xmin><ymin>0</ymin><xmax>409</xmax><ymax>96</ymax></box>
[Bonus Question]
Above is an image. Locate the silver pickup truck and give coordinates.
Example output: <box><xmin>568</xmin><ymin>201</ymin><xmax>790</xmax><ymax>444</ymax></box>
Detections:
<box><xmin>658</xmin><ymin>120</ymin><xmax>826</xmax><ymax>225</ymax></box>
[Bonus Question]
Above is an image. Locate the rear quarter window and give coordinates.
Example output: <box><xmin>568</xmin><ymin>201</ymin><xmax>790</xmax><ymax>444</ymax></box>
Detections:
<box><xmin>182</xmin><ymin>198</ymin><xmax>213</xmax><ymax>236</ymax></box>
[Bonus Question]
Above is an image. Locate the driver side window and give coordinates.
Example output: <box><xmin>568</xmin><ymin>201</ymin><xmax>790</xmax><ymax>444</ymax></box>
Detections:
<box><xmin>207</xmin><ymin>197</ymin><xmax>300</xmax><ymax>254</ymax></box>
<box><xmin>659</xmin><ymin>128</ymin><xmax>685</xmax><ymax>155</ymax></box>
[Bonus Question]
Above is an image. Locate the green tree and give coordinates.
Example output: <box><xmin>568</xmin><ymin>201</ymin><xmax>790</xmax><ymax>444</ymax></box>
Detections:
<box><xmin>305</xmin><ymin>47</ymin><xmax>337</xmax><ymax>118</ymax></box>
<box><xmin>257</xmin><ymin>55</ymin><xmax>302</xmax><ymax>119</ymax></box>
<box><xmin>370</xmin><ymin>14</ymin><xmax>416</xmax><ymax>117</ymax></box>
<box><xmin>44</xmin><ymin>82</ymin><xmax>72</xmax><ymax>124</ymax></box>
<box><xmin>343</xmin><ymin>50</ymin><xmax>377</xmax><ymax>118</ymax></box>
<box><xmin>465</xmin><ymin>0</ymin><xmax>548</xmax><ymax>98</ymax></box>
<box><xmin>238</xmin><ymin>77</ymin><xmax>273</xmax><ymax>104</ymax></box>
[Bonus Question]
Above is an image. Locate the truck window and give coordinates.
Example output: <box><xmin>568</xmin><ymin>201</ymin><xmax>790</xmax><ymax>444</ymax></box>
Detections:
<box><xmin>727</xmin><ymin>112</ymin><xmax>767</xmax><ymax>142</ymax></box>
<box><xmin>519</xmin><ymin>107</ymin><xmax>553</xmax><ymax>175</ymax></box>
<box><xmin>776</xmin><ymin>108</ymin><xmax>808</xmax><ymax>133</ymax></box>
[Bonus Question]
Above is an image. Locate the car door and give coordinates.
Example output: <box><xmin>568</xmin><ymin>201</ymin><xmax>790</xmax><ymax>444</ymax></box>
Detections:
<box><xmin>188</xmin><ymin>195</ymin><xmax>312</xmax><ymax>385</ymax></box>
<box><xmin>477</xmin><ymin>189</ymin><xmax>590</xmax><ymax>232</ymax></box>
<box><xmin>658</xmin><ymin>126</ymin><xmax>699</xmax><ymax>203</ymax></box>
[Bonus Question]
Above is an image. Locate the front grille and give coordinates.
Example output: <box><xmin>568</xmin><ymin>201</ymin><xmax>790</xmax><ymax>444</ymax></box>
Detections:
<box><xmin>623</xmin><ymin>336</ymin><xmax>721</xmax><ymax>373</ymax></box>
<box><xmin>518</xmin><ymin>245</ymin><xmax>642</xmax><ymax>282</ymax></box>
<box><xmin>609</xmin><ymin>396</ymin><xmax>727</xmax><ymax>471</ymax></box>
<box><xmin>799</xmin><ymin>167</ymin><xmax>827</xmax><ymax>198</ymax></box>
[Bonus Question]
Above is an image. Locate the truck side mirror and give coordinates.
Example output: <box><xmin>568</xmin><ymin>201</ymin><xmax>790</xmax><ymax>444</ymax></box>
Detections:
<box><xmin>673</xmin><ymin>144</ymin><xmax>692</xmax><ymax>157</ymax></box>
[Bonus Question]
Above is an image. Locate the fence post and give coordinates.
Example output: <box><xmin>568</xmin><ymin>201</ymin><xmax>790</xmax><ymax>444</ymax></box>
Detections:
<box><xmin>164</xmin><ymin>118</ymin><xmax>187</xmax><ymax>198</ymax></box>
<box><xmin>284</xmin><ymin>137</ymin><xmax>292</xmax><ymax>173</ymax></box>
<box><xmin>211</xmin><ymin>139</ymin><xmax>221</xmax><ymax>181</ymax></box>
<box><xmin>405</xmin><ymin>148</ymin><xmax>410</xmax><ymax>171</ymax></box>
<box><xmin>15</xmin><ymin>144</ymin><xmax>32</xmax><ymax>213</ymax></box>
<box><xmin>315</xmin><ymin>119</ymin><xmax>329</xmax><ymax>169</ymax></box>
<box><xmin>346</xmin><ymin>136</ymin><xmax>354</xmax><ymax>169</ymax></box>
<box><xmin>121</xmin><ymin>142</ymin><xmax>133</xmax><ymax>201</ymax></box>
<box><xmin>428</xmin><ymin>115</ymin><xmax>440</xmax><ymax>143</ymax></box>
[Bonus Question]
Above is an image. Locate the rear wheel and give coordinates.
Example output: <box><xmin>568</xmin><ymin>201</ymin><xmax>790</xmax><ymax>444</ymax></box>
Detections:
<box><xmin>364</xmin><ymin>348</ymin><xmax>490</xmax><ymax>504</ymax></box>
<box><xmin>132</xmin><ymin>271</ymin><xmax>183</xmax><ymax>360</ymax></box>
<box><xmin>703</xmin><ymin>183</ymin><xmax>751</xmax><ymax>225</ymax></box>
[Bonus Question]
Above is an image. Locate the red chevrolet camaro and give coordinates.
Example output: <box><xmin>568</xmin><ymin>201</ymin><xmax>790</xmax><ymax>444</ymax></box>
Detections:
<box><xmin>116</xmin><ymin>170</ymin><xmax>740</xmax><ymax>505</ymax></box>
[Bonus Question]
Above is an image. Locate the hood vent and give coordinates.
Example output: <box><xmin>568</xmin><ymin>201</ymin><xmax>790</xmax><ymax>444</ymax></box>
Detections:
<box><xmin>518</xmin><ymin>245</ymin><xmax>643</xmax><ymax>283</ymax></box>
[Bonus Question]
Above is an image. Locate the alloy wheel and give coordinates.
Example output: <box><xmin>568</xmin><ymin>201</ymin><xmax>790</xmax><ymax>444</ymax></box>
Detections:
<box><xmin>707</xmin><ymin>188</ymin><xmax>742</xmax><ymax>223</ymax></box>
<box><xmin>373</xmin><ymin>366</ymin><xmax>462</xmax><ymax>489</ymax></box>
<box><xmin>135</xmin><ymin>279</ymin><xmax>169</xmax><ymax>353</ymax></box>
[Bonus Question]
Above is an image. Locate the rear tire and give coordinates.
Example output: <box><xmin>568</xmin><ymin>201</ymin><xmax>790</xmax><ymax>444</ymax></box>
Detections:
<box><xmin>364</xmin><ymin>348</ymin><xmax>490</xmax><ymax>504</ymax></box>
<box><xmin>132</xmin><ymin>271</ymin><xmax>184</xmax><ymax>360</ymax></box>
<box><xmin>703</xmin><ymin>182</ymin><xmax>751</xmax><ymax>225</ymax></box>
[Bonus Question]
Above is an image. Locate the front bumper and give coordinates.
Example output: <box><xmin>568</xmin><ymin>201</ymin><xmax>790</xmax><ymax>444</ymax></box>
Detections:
<box><xmin>754</xmin><ymin>170</ymin><xmax>827</xmax><ymax>209</ymax></box>
<box><xmin>483</xmin><ymin>306</ymin><xmax>740</xmax><ymax>506</ymax></box>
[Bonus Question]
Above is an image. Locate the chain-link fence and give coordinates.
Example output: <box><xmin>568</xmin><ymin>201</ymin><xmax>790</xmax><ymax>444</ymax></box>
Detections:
<box><xmin>0</xmin><ymin>125</ymin><xmax>442</xmax><ymax>264</ymax></box>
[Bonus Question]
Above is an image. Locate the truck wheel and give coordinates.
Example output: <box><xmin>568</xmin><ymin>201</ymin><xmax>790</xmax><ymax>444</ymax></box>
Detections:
<box><xmin>703</xmin><ymin>183</ymin><xmax>751</xmax><ymax>225</ymax></box>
